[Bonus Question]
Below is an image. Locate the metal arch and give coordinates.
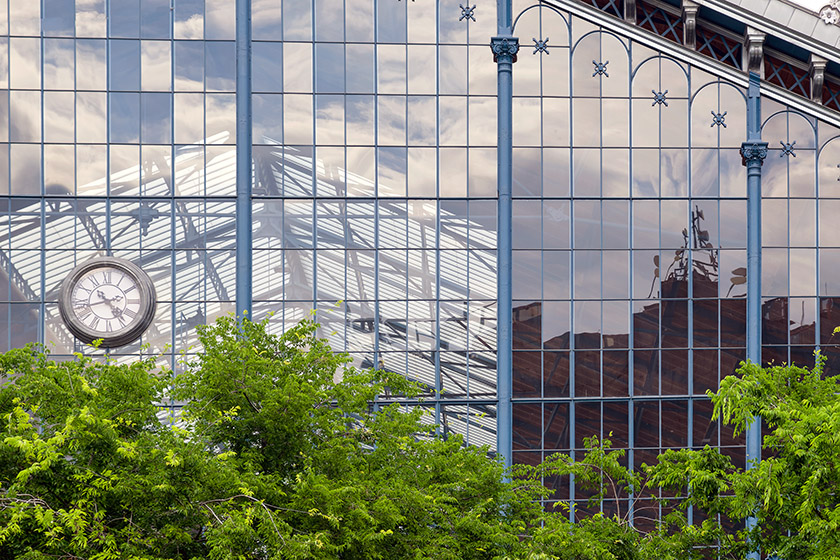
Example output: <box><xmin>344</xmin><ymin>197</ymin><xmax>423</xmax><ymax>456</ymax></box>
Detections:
<box><xmin>629</xmin><ymin>54</ymin><xmax>689</xmax><ymax>83</ymax></box>
<box><xmin>570</xmin><ymin>28</ymin><xmax>631</xmax><ymax>58</ymax></box>
<box><xmin>760</xmin><ymin>108</ymin><xmax>819</xmax><ymax>136</ymax></box>
<box><xmin>511</xmin><ymin>2</ymin><xmax>571</xmax><ymax>35</ymax></box>
<box><xmin>815</xmin><ymin>132</ymin><xmax>840</xmax><ymax>158</ymax></box>
<box><xmin>688</xmin><ymin>79</ymin><xmax>748</xmax><ymax>107</ymax></box>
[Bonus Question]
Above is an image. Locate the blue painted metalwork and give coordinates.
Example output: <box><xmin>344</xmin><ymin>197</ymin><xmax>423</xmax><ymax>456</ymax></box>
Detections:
<box><xmin>765</xmin><ymin>57</ymin><xmax>809</xmax><ymax>98</ymax></box>
<box><xmin>711</xmin><ymin>111</ymin><xmax>728</xmax><ymax>127</ymax></box>
<box><xmin>651</xmin><ymin>89</ymin><xmax>669</xmax><ymax>106</ymax></box>
<box><xmin>235</xmin><ymin>0</ymin><xmax>253</xmax><ymax>321</ymax></box>
<box><xmin>696</xmin><ymin>27</ymin><xmax>742</xmax><ymax>69</ymax></box>
<box><xmin>636</xmin><ymin>3</ymin><xmax>682</xmax><ymax>43</ymax></box>
<box><xmin>532</xmin><ymin>37</ymin><xmax>550</xmax><ymax>54</ymax></box>
<box><xmin>460</xmin><ymin>4</ymin><xmax>477</xmax><ymax>21</ymax></box>
<box><xmin>779</xmin><ymin>140</ymin><xmax>797</xmax><ymax>157</ymax></box>
<box><xmin>492</xmin><ymin>0</ymin><xmax>518</xmax><ymax>469</ymax></box>
<box><xmin>592</xmin><ymin>60</ymin><xmax>610</xmax><ymax>76</ymax></box>
<box><xmin>741</xmin><ymin>71</ymin><xmax>767</xmax><ymax>560</ymax></box>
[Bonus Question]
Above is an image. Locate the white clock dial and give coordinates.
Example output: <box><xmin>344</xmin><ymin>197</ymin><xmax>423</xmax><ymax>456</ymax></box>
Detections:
<box><xmin>70</xmin><ymin>266</ymin><xmax>143</xmax><ymax>334</ymax></box>
<box><xmin>58</xmin><ymin>257</ymin><xmax>157</xmax><ymax>348</ymax></box>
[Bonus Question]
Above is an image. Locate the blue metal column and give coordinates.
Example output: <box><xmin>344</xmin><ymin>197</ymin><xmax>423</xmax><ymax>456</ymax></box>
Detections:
<box><xmin>235</xmin><ymin>0</ymin><xmax>253</xmax><ymax>320</ymax></box>
<box><xmin>491</xmin><ymin>1</ymin><xmax>518</xmax><ymax>469</ymax></box>
<box><xmin>740</xmin><ymin>71</ymin><xmax>767</xmax><ymax>560</ymax></box>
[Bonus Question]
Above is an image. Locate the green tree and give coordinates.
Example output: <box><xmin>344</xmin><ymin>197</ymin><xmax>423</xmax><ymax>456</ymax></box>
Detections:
<box><xmin>648</xmin><ymin>354</ymin><xmax>840</xmax><ymax>559</ymax></box>
<box><xmin>0</xmin><ymin>317</ymin><xmax>550</xmax><ymax>559</ymax></box>
<box><xmin>7</xmin><ymin>315</ymin><xmax>820</xmax><ymax>559</ymax></box>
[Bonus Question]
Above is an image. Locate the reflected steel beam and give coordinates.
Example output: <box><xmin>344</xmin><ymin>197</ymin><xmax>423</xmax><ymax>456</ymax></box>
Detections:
<box><xmin>235</xmin><ymin>0</ymin><xmax>253</xmax><ymax>320</ymax></box>
<box><xmin>492</xmin><ymin>0</ymin><xmax>519</xmax><ymax>470</ymax></box>
<box><xmin>740</xmin><ymin>71</ymin><xmax>767</xmax><ymax>560</ymax></box>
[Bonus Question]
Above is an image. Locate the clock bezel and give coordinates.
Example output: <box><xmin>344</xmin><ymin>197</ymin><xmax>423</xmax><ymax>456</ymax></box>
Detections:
<box><xmin>58</xmin><ymin>257</ymin><xmax>157</xmax><ymax>348</ymax></box>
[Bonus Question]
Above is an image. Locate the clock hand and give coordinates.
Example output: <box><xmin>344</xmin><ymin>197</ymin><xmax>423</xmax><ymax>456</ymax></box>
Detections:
<box><xmin>97</xmin><ymin>289</ymin><xmax>124</xmax><ymax>304</ymax></box>
<box><xmin>95</xmin><ymin>289</ymin><xmax>124</xmax><ymax>317</ymax></box>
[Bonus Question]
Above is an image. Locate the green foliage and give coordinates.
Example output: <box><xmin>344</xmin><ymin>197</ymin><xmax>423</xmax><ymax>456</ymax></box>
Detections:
<box><xmin>4</xmin><ymin>317</ymin><xmax>834</xmax><ymax>558</ymax></box>
<box><xmin>1</xmin><ymin>317</ymin><xmax>550</xmax><ymax>559</ymax></box>
<box><xmin>649</xmin><ymin>358</ymin><xmax>840</xmax><ymax>559</ymax></box>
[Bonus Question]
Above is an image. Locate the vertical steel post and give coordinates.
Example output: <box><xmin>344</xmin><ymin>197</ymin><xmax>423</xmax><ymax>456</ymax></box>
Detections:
<box><xmin>492</xmin><ymin>1</ymin><xmax>518</xmax><ymax>469</ymax></box>
<box><xmin>235</xmin><ymin>0</ymin><xmax>253</xmax><ymax>321</ymax></box>
<box><xmin>740</xmin><ymin>71</ymin><xmax>767</xmax><ymax>560</ymax></box>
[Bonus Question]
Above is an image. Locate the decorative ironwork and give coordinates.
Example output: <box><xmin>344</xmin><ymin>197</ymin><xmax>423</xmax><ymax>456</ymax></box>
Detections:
<box><xmin>636</xmin><ymin>0</ymin><xmax>682</xmax><ymax>44</ymax></box>
<box><xmin>740</xmin><ymin>141</ymin><xmax>769</xmax><ymax>166</ymax></box>
<box><xmin>823</xmin><ymin>80</ymin><xmax>840</xmax><ymax>111</ymax></box>
<box><xmin>586</xmin><ymin>0</ymin><xmax>623</xmax><ymax>18</ymax></box>
<box><xmin>711</xmin><ymin>111</ymin><xmax>727</xmax><ymax>127</ymax></box>
<box><xmin>780</xmin><ymin>140</ymin><xmax>797</xmax><ymax>157</ymax></box>
<box><xmin>532</xmin><ymin>37</ymin><xmax>549</xmax><ymax>54</ymax></box>
<box><xmin>765</xmin><ymin>54</ymin><xmax>810</xmax><ymax>99</ymax></box>
<box><xmin>592</xmin><ymin>60</ymin><xmax>609</xmax><ymax>77</ymax></box>
<box><xmin>696</xmin><ymin>26</ymin><xmax>741</xmax><ymax>69</ymax></box>
<box><xmin>491</xmin><ymin>36</ymin><xmax>520</xmax><ymax>63</ymax></box>
<box><xmin>459</xmin><ymin>4</ymin><xmax>476</xmax><ymax>21</ymax></box>
<box><xmin>652</xmin><ymin>89</ymin><xmax>669</xmax><ymax>106</ymax></box>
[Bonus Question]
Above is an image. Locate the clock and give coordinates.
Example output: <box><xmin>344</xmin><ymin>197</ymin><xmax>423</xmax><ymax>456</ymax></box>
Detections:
<box><xmin>58</xmin><ymin>257</ymin><xmax>157</xmax><ymax>348</ymax></box>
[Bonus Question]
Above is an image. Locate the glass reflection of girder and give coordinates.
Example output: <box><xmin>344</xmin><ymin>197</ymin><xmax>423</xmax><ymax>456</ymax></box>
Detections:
<box><xmin>375</xmin><ymin>314</ymin><xmax>496</xmax><ymax>398</ymax></box>
<box><xmin>439</xmin><ymin>404</ymin><xmax>497</xmax><ymax>449</ymax></box>
<box><xmin>254</xmin><ymin>147</ymin><xmax>282</xmax><ymax>196</ymax></box>
<box><xmin>0</xmin><ymin>249</ymin><xmax>37</xmax><ymax>303</ymax></box>
<box><xmin>169</xmin><ymin>249</ymin><xmax>233</xmax><ymax>303</ymax></box>
<box><xmin>72</xmin><ymin>203</ymin><xmax>107</xmax><ymax>250</ymax></box>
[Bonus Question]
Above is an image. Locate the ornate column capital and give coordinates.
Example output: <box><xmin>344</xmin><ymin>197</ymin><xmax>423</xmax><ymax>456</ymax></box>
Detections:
<box><xmin>740</xmin><ymin>141</ymin><xmax>769</xmax><ymax>166</ymax></box>
<box><xmin>491</xmin><ymin>36</ymin><xmax>519</xmax><ymax>63</ymax></box>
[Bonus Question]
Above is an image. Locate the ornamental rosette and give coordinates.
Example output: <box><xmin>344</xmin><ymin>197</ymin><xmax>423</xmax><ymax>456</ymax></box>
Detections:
<box><xmin>820</xmin><ymin>4</ymin><xmax>840</xmax><ymax>24</ymax></box>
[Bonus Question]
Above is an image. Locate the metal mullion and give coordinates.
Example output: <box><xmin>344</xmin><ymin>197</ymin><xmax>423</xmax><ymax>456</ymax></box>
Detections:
<box><xmin>814</xmin><ymin>123</ymin><xmax>822</xmax><ymax>357</ymax></box>
<box><xmin>38</xmin><ymin>0</ymin><xmax>45</xmax><ymax>346</ymax></box>
<box><xmin>2</xmin><ymin>0</ymin><xmax>8</xmax><ymax>351</ymax></box>
<box><xmin>627</xmin><ymin>43</ymin><xmax>635</xmax><ymax>524</ymax></box>
<box><xmin>434</xmin><ymin>0</ymin><xmax>442</xmax><ymax>434</ymax></box>
<box><xmin>372</xmin><ymin>0</ymin><xmax>380</xmax><ymax>386</ymax></box>
<box><xmin>341</xmin><ymin>0</ymin><xmax>349</xmax><ymax>353</ymax></box>
<box><xmin>567</xmin><ymin>16</ymin><xmax>576</xmax><ymax>518</ymax></box>
<box><xmin>168</xmin><ymin>0</ymin><xmax>177</xmax><ymax>366</ymax></box>
<box><xmin>310</xmin><ymin>0</ymin><xmax>317</xmax><ymax>317</ymax></box>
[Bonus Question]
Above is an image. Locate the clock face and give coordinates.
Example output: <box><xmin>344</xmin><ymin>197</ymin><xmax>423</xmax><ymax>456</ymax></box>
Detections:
<box><xmin>58</xmin><ymin>257</ymin><xmax>156</xmax><ymax>348</ymax></box>
<box><xmin>71</xmin><ymin>266</ymin><xmax>143</xmax><ymax>335</ymax></box>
